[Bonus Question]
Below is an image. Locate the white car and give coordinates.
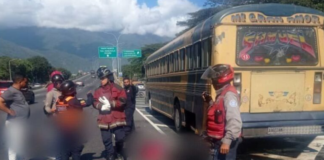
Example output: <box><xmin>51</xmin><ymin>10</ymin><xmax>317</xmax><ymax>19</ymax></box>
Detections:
<box><xmin>137</xmin><ymin>84</ymin><xmax>145</xmax><ymax>90</ymax></box>
<box><xmin>33</xmin><ymin>83</ymin><xmax>41</xmax><ymax>88</ymax></box>
<box><xmin>75</xmin><ymin>81</ymin><xmax>85</xmax><ymax>87</ymax></box>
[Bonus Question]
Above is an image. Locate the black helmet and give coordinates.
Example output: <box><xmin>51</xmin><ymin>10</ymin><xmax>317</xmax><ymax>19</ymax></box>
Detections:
<box><xmin>51</xmin><ymin>74</ymin><xmax>64</xmax><ymax>84</ymax></box>
<box><xmin>97</xmin><ymin>67</ymin><xmax>112</xmax><ymax>79</ymax></box>
<box><xmin>60</xmin><ymin>80</ymin><xmax>76</xmax><ymax>96</ymax></box>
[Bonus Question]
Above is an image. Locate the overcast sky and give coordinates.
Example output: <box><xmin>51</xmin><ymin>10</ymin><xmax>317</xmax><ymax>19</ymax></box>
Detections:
<box><xmin>0</xmin><ymin>0</ymin><xmax>201</xmax><ymax>37</ymax></box>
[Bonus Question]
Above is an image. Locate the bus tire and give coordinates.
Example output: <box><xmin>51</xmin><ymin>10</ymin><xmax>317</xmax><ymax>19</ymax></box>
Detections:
<box><xmin>174</xmin><ymin>104</ymin><xmax>184</xmax><ymax>132</ymax></box>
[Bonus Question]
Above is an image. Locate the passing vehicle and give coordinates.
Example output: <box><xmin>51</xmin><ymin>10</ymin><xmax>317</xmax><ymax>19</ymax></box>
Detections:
<box><xmin>0</xmin><ymin>81</ymin><xmax>13</xmax><ymax>96</ymax></box>
<box><xmin>90</xmin><ymin>70</ymin><xmax>96</xmax><ymax>78</ymax></box>
<box><xmin>21</xmin><ymin>86</ymin><xmax>35</xmax><ymax>104</ymax></box>
<box><xmin>144</xmin><ymin>4</ymin><xmax>324</xmax><ymax>136</ymax></box>
<box><xmin>75</xmin><ymin>81</ymin><xmax>85</xmax><ymax>87</ymax></box>
<box><xmin>33</xmin><ymin>83</ymin><xmax>41</xmax><ymax>88</ymax></box>
<box><xmin>136</xmin><ymin>83</ymin><xmax>145</xmax><ymax>90</ymax></box>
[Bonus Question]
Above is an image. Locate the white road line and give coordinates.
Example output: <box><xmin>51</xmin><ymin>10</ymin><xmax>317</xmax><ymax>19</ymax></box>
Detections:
<box><xmin>297</xmin><ymin>136</ymin><xmax>324</xmax><ymax>160</ymax></box>
<box><xmin>155</xmin><ymin>124</ymin><xmax>174</xmax><ymax>128</ymax></box>
<box><xmin>136</xmin><ymin>108</ymin><xmax>166</xmax><ymax>135</ymax></box>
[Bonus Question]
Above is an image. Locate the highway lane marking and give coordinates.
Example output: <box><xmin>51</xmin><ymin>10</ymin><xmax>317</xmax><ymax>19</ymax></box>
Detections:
<box><xmin>136</xmin><ymin>108</ymin><xmax>166</xmax><ymax>135</ymax></box>
<box><xmin>155</xmin><ymin>124</ymin><xmax>174</xmax><ymax>128</ymax></box>
<box><xmin>248</xmin><ymin>136</ymin><xmax>324</xmax><ymax>160</ymax></box>
<box><xmin>298</xmin><ymin>136</ymin><xmax>324</xmax><ymax>160</ymax></box>
<box><xmin>143</xmin><ymin>114</ymin><xmax>166</xmax><ymax>118</ymax></box>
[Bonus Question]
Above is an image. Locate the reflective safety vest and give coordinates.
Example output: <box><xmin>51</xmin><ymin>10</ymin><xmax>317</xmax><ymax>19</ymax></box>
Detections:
<box><xmin>55</xmin><ymin>96</ymin><xmax>82</xmax><ymax>131</ymax></box>
<box><xmin>207</xmin><ymin>85</ymin><xmax>238</xmax><ymax>139</ymax></box>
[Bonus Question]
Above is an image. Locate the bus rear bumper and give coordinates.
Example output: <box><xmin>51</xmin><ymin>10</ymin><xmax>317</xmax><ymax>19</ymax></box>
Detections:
<box><xmin>241</xmin><ymin>112</ymin><xmax>324</xmax><ymax>138</ymax></box>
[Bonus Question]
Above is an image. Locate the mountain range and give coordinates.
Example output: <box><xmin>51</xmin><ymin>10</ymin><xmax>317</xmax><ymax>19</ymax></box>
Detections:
<box><xmin>0</xmin><ymin>27</ymin><xmax>170</xmax><ymax>72</ymax></box>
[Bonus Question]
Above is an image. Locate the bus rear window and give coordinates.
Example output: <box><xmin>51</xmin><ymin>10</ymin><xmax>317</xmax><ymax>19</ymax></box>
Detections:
<box><xmin>236</xmin><ymin>26</ymin><xmax>318</xmax><ymax>66</ymax></box>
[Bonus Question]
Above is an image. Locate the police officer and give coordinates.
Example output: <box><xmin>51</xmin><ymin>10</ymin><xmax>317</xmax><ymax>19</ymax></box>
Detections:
<box><xmin>93</xmin><ymin>67</ymin><xmax>127</xmax><ymax>160</ymax></box>
<box><xmin>123</xmin><ymin>77</ymin><xmax>138</xmax><ymax>137</ymax></box>
<box><xmin>54</xmin><ymin>80</ymin><xmax>93</xmax><ymax>160</ymax></box>
<box><xmin>201</xmin><ymin>64</ymin><xmax>242</xmax><ymax>160</ymax></box>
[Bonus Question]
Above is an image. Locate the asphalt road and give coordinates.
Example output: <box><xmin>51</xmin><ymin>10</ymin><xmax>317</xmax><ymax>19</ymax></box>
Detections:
<box><xmin>1</xmin><ymin>75</ymin><xmax>324</xmax><ymax>160</ymax></box>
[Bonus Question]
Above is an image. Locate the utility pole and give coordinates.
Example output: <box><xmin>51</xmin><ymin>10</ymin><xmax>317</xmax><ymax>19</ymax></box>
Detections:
<box><xmin>103</xmin><ymin>33</ymin><xmax>123</xmax><ymax>77</ymax></box>
<box><xmin>9</xmin><ymin>59</ymin><xmax>18</xmax><ymax>81</ymax></box>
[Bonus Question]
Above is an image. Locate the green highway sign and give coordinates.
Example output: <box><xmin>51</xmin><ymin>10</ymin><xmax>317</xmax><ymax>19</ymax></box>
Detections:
<box><xmin>122</xmin><ymin>50</ymin><xmax>142</xmax><ymax>58</ymax></box>
<box><xmin>98</xmin><ymin>47</ymin><xmax>117</xmax><ymax>58</ymax></box>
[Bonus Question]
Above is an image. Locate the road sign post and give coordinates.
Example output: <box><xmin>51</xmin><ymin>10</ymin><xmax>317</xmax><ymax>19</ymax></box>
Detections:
<box><xmin>98</xmin><ymin>47</ymin><xmax>117</xmax><ymax>58</ymax></box>
<box><xmin>122</xmin><ymin>50</ymin><xmax>142</xmax><ymax>58</ymax></box>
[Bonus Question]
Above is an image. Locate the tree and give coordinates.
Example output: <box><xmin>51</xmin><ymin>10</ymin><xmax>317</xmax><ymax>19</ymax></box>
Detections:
<box><xmin>27</xmin><ymin>56</ymin><xmax>53</xmax><ymax>83</ymax></box>
<box><xmin>56</xmin><ymin>67</ymin><xmax>72</xmax><ymax>80</ymax></box>
<box><xmin>177</xmin><ymin>7</ymin><xmax>228</xmax><ymax>32</ymax></box>
<box><xmin>122</xmin><ymin>43</ymin><xmax>165</xmax><ymax>79</ymax></box>
<box><xmin>177</xmin><ymin>0</ymin><xmax>324</xmax><ymax>34</ymax></box>
<box><xmin>0</xmin><ymin>56</ymin><xmax>12</xmax><ymax>80</ymax></box>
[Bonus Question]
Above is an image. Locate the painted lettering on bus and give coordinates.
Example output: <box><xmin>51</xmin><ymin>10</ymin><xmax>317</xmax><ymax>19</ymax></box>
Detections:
<box><xmin>231</xmin><ymin>13</ymin><xmax>320</xmax><ymax>24</ymax></box>
<box><xmin>287</xmin><ymin>15</ymin><xmax>320</xmax><ymax>24</ymax></box>
<box><xmin>240</xmin><ymin>31</ymin><xmax>315</xmax><ymax>57</ymax></box>
<box><xmin>231</xmin><ymin>13</ymin><xmax>246</xmax><ymax>23</ymax></box>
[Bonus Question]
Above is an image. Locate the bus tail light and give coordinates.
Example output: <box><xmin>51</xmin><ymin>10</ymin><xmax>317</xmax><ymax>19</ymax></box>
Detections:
<box><xmin>234</xmin><ymin>73</ymin><xmax>241</xmax><ymax>96</ymax></box>
<box><xmin>313</xmin><ymin>72</ymin><xmax>322</xmax><ymax>104</ymax></box>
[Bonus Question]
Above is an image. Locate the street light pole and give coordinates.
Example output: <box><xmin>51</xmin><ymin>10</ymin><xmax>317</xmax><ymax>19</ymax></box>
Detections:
<box><xmin>103</xmin><ymin>32</ymin><xmax>123</xmax><ymax>76</ymax></box>
<box><xmin>8</xmin><ymin>59</ymin><xmax>18</xmax><ymax>81</ymax></box>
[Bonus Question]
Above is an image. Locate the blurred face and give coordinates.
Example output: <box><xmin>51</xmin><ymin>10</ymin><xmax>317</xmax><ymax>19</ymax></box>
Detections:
<box><xmin>54</xmin><ymin>81</ymin><xmax>62</xmax><ymax>89</ymax></box>
<box><xmin>124</xmin><ymin>79</ymin><xmax>130</xmax><ymax>87</ymax></box>
<box><xmin>211</xmin><ymin>79</ymin><xmax>223</xmax><ymax>90</ymax></box>
<box><xmin>20</xmin><ymin>78</ymin><xmax>28</xmax><ymax>88</ymax></box>
<box><xmin>100</xmin><ymin>77</ymin><xmax>109</xmax><ymax>86</ymax></box>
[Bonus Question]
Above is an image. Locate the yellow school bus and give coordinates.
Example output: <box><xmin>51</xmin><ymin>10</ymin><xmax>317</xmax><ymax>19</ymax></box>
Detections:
<box><xmin>144</xmin><ymin>4</ymin><xmax>324</xmax><ymax>137</ymax></box>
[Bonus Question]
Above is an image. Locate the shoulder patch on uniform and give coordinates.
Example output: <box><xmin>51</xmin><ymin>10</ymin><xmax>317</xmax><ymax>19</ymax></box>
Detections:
<box><xmin>229</xmin><ymin>100</ymin><xmax>238</xmax><ymax>108</ymax></box>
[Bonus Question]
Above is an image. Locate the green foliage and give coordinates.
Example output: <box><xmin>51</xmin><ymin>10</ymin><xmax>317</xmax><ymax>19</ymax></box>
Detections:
<box><xmin>0</xmin><ymin>56</ymin><xmax>71</xmax><ymax>83</ymax></box>
<box><xmin>27</xmin><ymin>56</ymin><xmax>53</xmax><ymax>83</ymax></box>
<box><xmin>0</xmin><ymin>56</ymin><xmax>12</xmax><ymax>79</ymax></box>
<box><xmin>122</xmin><ymin>43</ymin><xmax>165</xmax><ymax>79</ymax></box>
<box><xmin>178</xmin><ymin>0</ymin><xmax>324</xmax><ymax>33</ymax></box>
<box><xmin>0</xmin><ymin>28</ymin><xmax>170</xmax><ymax>72</ymax></box>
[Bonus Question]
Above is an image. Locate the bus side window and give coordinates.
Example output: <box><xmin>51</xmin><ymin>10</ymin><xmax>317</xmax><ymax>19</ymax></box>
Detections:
<box><xmin>195</xmin><ymin>42</ymin><xmax>202</xmax><ymax>69</ymax></box>
<box><xmin>202</xmin><ymin>38</ymin><xmax>212</xmax><ymax>67</ymax></box>
<box><xmin>175</xmin><ymin>51</ymin><xmax>179</xmax><ymax>72</ymax></box>
<box><xmin>170</xmin><ymin>53</ymin><xmax>174</xmax><ymax>73</ymax></box>
<box><xmin>163</xmin><ymin>57</ymin><xmax>166</xmax><ymax>74</ymax></box>
<box><xmin>166</xmin><ymin>55</ymin><xmax>170</xmax><ymax>73</ymax></box>
<box><xmin>190</xmin><ymin>45</ymin><xmax>194</xmax><ymax>70</ymax></box>
<box><xmin>153</xmin><ymin>62</ymin><xmax>155</xmax><ymax>75</ymax></box>
<box><xmin>180</xmin><ymin>49</ymin><xmax>185</xmax><ymax>71</ymax></box>
<box><xmin>186</xmin><ymin>46</ymin><xmax>191</xmax><ymax>70</ymax></box>
<box><xmin>159</xmin><ymin>59</ymin><xmax>162</xmax><ymax>75</ymax></box>
<box><xmin>162</xmin><ymin>57</ymin><xmax>164</xmax><ymax>74</ymax></box>
<box><xmin>192</xmin><ymin>45</ymin><xmax>196</xmax><ymax>69</ymax></box>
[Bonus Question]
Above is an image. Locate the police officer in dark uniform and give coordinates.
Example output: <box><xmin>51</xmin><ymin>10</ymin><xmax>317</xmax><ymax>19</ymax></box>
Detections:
<box><xmin>54</xmin><ymin>80</ymin><xmax>93</xmax><ymax>160</ymax></box>
<box><xmin>123</xmin><ymin>77</ymin><xmax>138</xmax><ymax>137</ymax></box>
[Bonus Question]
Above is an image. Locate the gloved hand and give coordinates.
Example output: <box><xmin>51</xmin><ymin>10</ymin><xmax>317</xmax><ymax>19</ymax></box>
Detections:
<box><xmin>99</xmin><ymin>96</ymin><xmax>111</xmax><ymax>111</ymax></box>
